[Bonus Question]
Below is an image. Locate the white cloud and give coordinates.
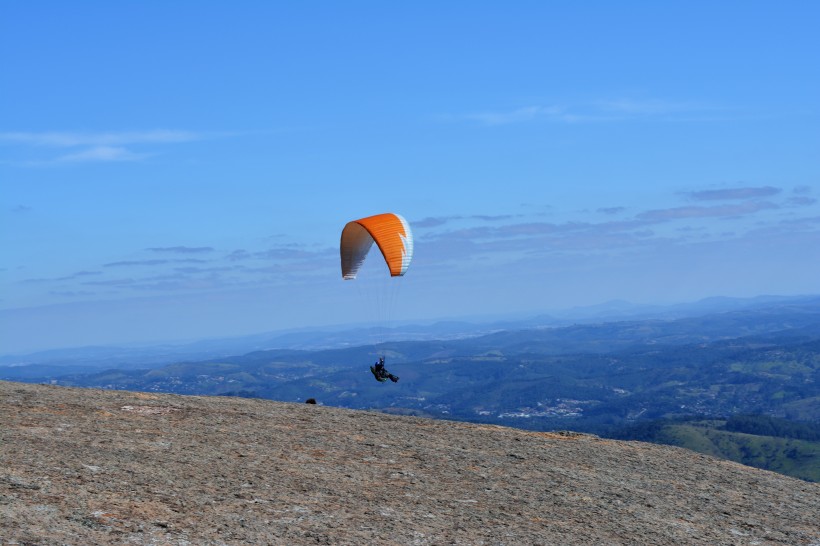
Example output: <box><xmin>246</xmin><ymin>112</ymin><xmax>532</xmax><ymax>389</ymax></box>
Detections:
<box><xmin>0</xmin><ymin>129</ymin><xmax>218</xmax><ymax>164</ymax></box>
<box><xmin>595</xmin><ymin>98</ymin><xmax>709</xmax><ymax>116</ymax></box>
<box><xmin>57</xmin><ymin>146</ymin><xmax>144</xmax><ymax>162</ymax></box>
<box><xmin>0</xmin><ymin>130</ymin><xmax>203</xmax><ymax>148</ymax></box>
<box><xmin>464</xmin><ymin>106</ymin><xmax>566</xmax><ymax>125</ymax></box>
<box><xmin>459</xmin><ymin>97</ymin><xmax>722</xmax><ymax>126</ymax></box>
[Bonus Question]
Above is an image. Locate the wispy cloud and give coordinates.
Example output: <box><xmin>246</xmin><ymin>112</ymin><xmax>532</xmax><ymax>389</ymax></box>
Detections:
<box><xmin>103</xmin><ymin>258</ymin><xmax>209</xmax><ymax>268</ymax></box>
<box><xmin>784</xmin><ymin>215</ymin><xmax>820</xmax><ymax>227</ymax></box>
<box><xmin>685</xmin><ymin>186</ymin><xmax>781</xmax><ymax>201</ymax></box>
<box><xmin>0</xmin><ymin>130</ymin><xmax>203</xmax><ymax>147</ymax></box>
<box><xmin>57</xmin><ymin>146</ymin><xmax>144</xmax><ymax>162</ymax></box>
<box><xmin>77</xmin><ymin>246</ymin><xmax>332</xmax><ymax>294</ymax></box>
<box><xmin>104</xmin><ymin>260</ymin><xmax>169</xmax><ymax>268</ymax></box>
<box><xmin>173</xmin><ymin>266</ymin><xmax>236</xmax><ymax>275</ymax></box>
<box><xmin>413</xmin><ymin>216</ymin><xmax>463</xmax><ymax>228</ymax></box>
<box><xmin>412</xmin><ymin>214</ymin><xmax>516</xmax><ymax>228</ymax></box>
<box><xmin>22</xmin><ymin>271</ymin><xmax>102</xmax><ymax>284</ymax></box>
<box><xmin>464</xmin><ymin>106</ymin><xmax>565</xmax><ymax>125</ymax></box>
<box><xmin>255</xmin><ymin>248</ymin><xmax>320</xmax><ymax>260</ymax></box>
<box><xmin>49</xmin><ymin>290</ymin><xmax>96</xmax><ymax>298</ymax></box>
<box><xmin>0</xmin><ymin>129</ymin><xmax>214</xmax><ymax>164</ymax></box>
<box><xmin>82</xmin><ymin>278</ymin><xmax>137</xmax><ymax>287</ymax></box>
<box><xmin>594</xmin><ymin>98</ymin><xmax>709</xmax><ymax>116</ymax></box>
<box><xmin>226</xmin><ymin>250</ymin><xmax>253</xmax><ymax>261</ymax></box>
<box><xmin>472</xmin><ymin>214</ymin><xmax>517</xmax><ymax>222</ymax></box>
<box><xmin>457</xmin><ymin>97</ymin><xmax>721</xmax><ymax>126</ymax></box>
<box><xmin>637</xmin><ymin>201</ymin><xmax>779</xmax><ymax>222</ymax></box>
<box><xmin>416</xmin><ymin>189</ymin><xmax>802</xmax><ymax>269</ymax></box>
<box><xmin>147</xmin><ymin>246</ymin><xmax>216</xmax><ymax>254</ymax></box>
<box><xmin>223</xmin><ymin>243</ymin><xmax>333</xmax><ymax>263</ymax></box>
<box><xmin>597</xmin><ymin>206</ymin><xmax>627</xmax><ymax>215</ymax></box>
<box><xmin>787</xmin><ymin>196</ymin><xmax>817</xmax><ymax>207</ymax></box>
<box><xmin>419</xmin><ymin>218</ymin><xmax>667</xmax><ymax>266</ymax></box>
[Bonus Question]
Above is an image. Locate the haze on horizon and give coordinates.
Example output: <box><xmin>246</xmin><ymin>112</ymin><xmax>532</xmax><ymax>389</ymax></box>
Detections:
<box><xmin>2</xmin><ymin>2</ymin><xmax>819</xmax><ymax>354</ymax></box>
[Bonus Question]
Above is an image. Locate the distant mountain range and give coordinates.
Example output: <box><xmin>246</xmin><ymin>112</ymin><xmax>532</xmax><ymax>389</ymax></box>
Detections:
<box><xmin>3</xmin><ymin>293</ymin><xmax>817</xmax><ymax>370</ymax></box>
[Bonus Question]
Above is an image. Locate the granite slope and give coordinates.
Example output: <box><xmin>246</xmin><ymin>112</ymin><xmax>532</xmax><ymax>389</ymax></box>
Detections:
<box><xmin>2</xmin><ymin>381</ymin><xmax>819</xmax><ymax>545</ymax></box>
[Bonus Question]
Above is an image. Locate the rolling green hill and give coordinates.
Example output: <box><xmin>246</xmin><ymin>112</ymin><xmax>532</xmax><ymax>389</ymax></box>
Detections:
<box><xmin>612</xmin><ymin>415</ymin><xmax>820</xmax><ymax>482</ymax></box>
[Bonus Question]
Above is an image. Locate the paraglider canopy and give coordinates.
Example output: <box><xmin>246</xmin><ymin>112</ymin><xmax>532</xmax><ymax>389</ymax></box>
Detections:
<box><xmin>340</xmin><ymin>213</ymin><xmax>413</xmax><ymax>279</ymax></box>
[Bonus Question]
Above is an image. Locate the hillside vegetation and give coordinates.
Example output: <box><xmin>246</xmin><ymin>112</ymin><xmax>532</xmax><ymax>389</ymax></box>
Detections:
<box><xmin>613</xmin><ymin>415</ymin><xmax>820</xmax><ymax>482</ymax></box>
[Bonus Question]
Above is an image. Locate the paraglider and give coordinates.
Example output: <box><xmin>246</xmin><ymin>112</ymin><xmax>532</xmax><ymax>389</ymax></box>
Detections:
<box><xmin>370</xmin><ymin>356</ymin><xmax>399</xmax><ymax>383</ymax></box>
<box><xmin>340</xmin><ymin>212</ymin><xmax>413</xmax><ymax>280</ymax></box>
<box><xmin>340</xmin><ymin>213</ymin><xmax>413</xmax><ymax>383</ymax></box>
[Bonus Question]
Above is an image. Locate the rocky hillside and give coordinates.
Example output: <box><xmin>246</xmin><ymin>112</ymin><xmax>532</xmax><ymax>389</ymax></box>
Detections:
<box><xmin>2</xmin><ymin>381</ymin><xmax>819</xmax><ymax>545</ymax></box>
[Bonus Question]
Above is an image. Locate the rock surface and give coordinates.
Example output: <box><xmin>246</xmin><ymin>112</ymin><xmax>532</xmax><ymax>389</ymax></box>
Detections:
<box><xmin>2</xmin><ymin>381</ymin><xmax>819</xmax><ymax>545</ymax></box>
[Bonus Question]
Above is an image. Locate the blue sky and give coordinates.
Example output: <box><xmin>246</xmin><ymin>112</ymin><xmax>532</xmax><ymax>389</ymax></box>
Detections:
<box><xmin>2</xmin><ymin>1</ymin><xmax>819</xmax><ymax>353</ymax></box>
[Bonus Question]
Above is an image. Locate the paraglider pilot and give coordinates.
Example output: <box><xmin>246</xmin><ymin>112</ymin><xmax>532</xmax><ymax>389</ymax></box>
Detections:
<box><xmin>371</xmin><ymin>356</ymin><xmax>399</xmax><ymax>383</ymax></box>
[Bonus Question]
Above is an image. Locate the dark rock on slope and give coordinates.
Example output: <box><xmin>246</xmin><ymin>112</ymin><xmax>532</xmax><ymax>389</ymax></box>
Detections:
<box><xmin>2</xmin><ymin>381</ymin><xmax>818</xmax><ymax>545</ymax></box>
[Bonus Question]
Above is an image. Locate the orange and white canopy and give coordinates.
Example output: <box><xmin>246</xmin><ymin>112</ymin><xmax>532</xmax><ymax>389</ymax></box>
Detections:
<box><xmin>340</xmin><ymin>213</ymin><xmax>413</xmax><ymax>279</ymax></box>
